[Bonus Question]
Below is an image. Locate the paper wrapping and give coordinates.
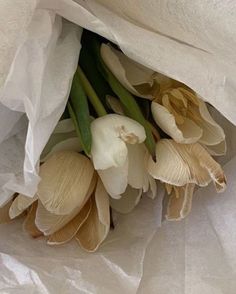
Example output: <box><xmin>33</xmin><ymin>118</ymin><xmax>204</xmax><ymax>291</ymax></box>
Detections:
<box><xmin>0</xmin><ymin>1</ymin><xmax>236</xmax><ymax>293</ymax></box>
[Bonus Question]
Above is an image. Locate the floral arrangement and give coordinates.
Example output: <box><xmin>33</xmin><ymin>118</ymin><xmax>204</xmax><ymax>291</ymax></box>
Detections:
<box><xmin>0</xmin><ymin>30</ymin><xmax>226</xmax><ymax>252</ymax></box>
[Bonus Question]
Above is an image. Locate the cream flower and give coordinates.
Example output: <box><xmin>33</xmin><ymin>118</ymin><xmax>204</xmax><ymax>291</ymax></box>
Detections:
<box><xmin>90</xmin><ymin>114</ymin><xmax>157</xmax><ymax>201</ymax></box>
<box><xmin>151</xmin><ymin>87</ymin><xmax>226</xmax><ymax>155</ymax></box>
<box><xmin>101</xmin><ymin>43</ymin><xmax>159</xmax><ymax>99</ymax></box>
<box><xmin>9</xmin><ymin>151</ymin><xmax>110</xmax><ymax>252</ymax></box>
<box><xmin>148</xmin><ymin>139</ymin><xmax>226</xmax><ymax>192</ymax></box>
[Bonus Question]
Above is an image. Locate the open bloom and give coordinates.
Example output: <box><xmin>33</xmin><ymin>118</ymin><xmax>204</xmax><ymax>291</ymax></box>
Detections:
<box><xmin>148</xmin><ymin>139</ymin><xmax>226</xmax><ymax>220</ymax></box>
<box><xmin>90</xmin><ymin>114</ymin><xmax>157</xmax><ymax>206</ymax></box>
<box><xmin>8</xmin><ymin>151</ymin><xmax>110</xmax><ymax>252</ymax></box>
<box><xmin>148</xmin><ymin>139</ymin><xmax>226</xmax><ymax>191</ymax></box>
<box><xmin>151</xmin><ymin>86</ymin><xmax>226</xmax><ymax>155</ymax></box>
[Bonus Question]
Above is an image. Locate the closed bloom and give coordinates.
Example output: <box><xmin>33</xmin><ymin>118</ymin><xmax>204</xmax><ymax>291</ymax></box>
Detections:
<box><xmin>151</xmin><ymin>86</ymin><xmax>226</xmax><ymax>155</ymax></box>
<box><xmin>9</xmin><ymin>151</ymin><xmax>110</xmax><ymax>252</ymax></box>
<box><xmin>90</xmin><ymin>114</ymin><xmax>157</xmax><ymax>204</ymax></box>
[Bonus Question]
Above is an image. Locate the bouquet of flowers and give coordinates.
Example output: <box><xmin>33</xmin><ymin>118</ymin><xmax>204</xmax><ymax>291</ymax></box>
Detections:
<box><xmin>0</xmin><ymin>30</ymin><xmax>227</xmax><ymax>252</ymax></box>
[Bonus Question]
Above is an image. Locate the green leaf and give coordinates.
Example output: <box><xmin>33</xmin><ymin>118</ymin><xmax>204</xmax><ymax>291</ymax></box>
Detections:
<box><xmin>69</xmin><ymin>73</ymin><xmax>92</xmax><ymax>156</ymax></box>
<box><xmin>77</xmin><ymin>67</ymin><xmax>107</xmax><ymax>117</ymax></box>
<box><xmin>79</xmin><ymin>45</ymin><xmax>115</xmax><ymax>109</ymax></box>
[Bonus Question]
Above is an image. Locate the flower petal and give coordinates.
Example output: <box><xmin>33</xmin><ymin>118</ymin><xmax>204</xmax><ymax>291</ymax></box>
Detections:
<box><xmin>41</xmin><ymin>119</ymin><xmax>78</xmax><ymax>161</ymax></box>
<box><xmin>204</xmin><ymin>140</ymin><xmax>227</xmax><ymax>156</ymax></box>
<box><xmin>47</xmin><ymin>198</ymin><xmax>92</xmax><ymax>245</ymax></box>
<box><xmin>101</xmin><ymin>44</ymin><xmax>156</xmax><ymax>99</ymax></box>
<box><xmin>38</xmin><ymin>151</ymin><xmax>94</xmax><ymax>215</ymax></box>
<box><xmin>98</xmin><ymin>158</ymin><xmax>128</xmax><ymax>198</ymax></box>
<box><xmin>54</xmin><ymin>119</ymin><xmax>75</xmax><ymax>133</ymax></box>
<box><xmin>76</xmin><ymin>179</ymin><xmax>110</xmax><ymax>252</ymax></box>
<box><xmin>41</xmin><ymin>137</ymin><xmax>82</xmax><ymax>163</ymax></box>
<box><xmin>151</xmin><ymin>102</ymin><xmax>203</xmax><ymax>143</ymax></box>
<box><xmin>23</xmin><ymin>202</ymin><xmax>43</xmax><ymax>238</ymax></box>
<box><xmin>0</xmin><ymin>199</ymin><xmax>13</xmax><ymax>224</ymax></box>
<box><xmin>148</xmin><ymin>139</ymin><xmax>226</xmax><ymax>191</ymax></box>
<box><xmin>146</xmin><ymin>175</ymin><xmax>157</xmax><ymax>199</ymax></box>
<box><xmin>166</xmin><ymin>184</ymin><xmax>195</xmax><ymax>221</ymax></box>
<box><xmin>35</xmin><ymin>174</ymin><xmax>97</xmax><ymax>236</ymax></box>
<box><xmin>9</xmin><ymin>194</ymin><xmax>38</xmax><ymax>219</ymax></box>
<box><xmin>91</xmin><ymin>114</ymin><xmax>146</xmax><ymax>170</ymax></box>
<box><xmin>110</xmin><ymin>185</ymin><xmax>142</xmax><ymax>214</ymax></box>
<box><xmin>127</xmin><ymin>143</ymin><xmax>149</xmax><ymax>190</ymax></box>
<box><xmin>198</xmin><ymin>99</ymin><xmax>226</xmax><ymax>146</ymax></box>
<box><xmin>106</xmin><ymin>95</ymin><xmax>125</xmax><ymax>115</ymax></box>
<box><xmin>148</xmin><ymin>140</ymin><xmax>191</xmax><ymax>186</ymax></box>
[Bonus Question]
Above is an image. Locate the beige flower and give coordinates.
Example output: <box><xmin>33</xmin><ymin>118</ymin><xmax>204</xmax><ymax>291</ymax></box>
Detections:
<box><xmin>101</xmin><ymin>43</ymin><xmax>159</xmax><ymax>99</ymax></box>
<box><xmin>152</xmin><ymin>86</ymin><xmax>226</xmax><ymax>155</ymax></box>
<box><xmin>148</xmin><ymin>139</ymin><xmax>226</xmax><ymax>192</ymax></box>
<box><xmin>9</xmin><ymin>151</ymin><xmax>110</xmax><ymax>252</ymax></box>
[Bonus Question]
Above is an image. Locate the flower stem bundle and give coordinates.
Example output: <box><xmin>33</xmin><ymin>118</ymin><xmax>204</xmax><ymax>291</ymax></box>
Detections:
<box><xmin>1</xmin><ymin>29</ymin><xmax>227</xmax><ymax>253</ymax></box>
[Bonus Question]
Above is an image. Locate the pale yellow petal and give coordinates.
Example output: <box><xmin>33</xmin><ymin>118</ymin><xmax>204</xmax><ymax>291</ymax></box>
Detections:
<box><xmin>148</xmin><ymin>139</ymin><xmax>226</xmax><ymax>191</ymax></box>
<box><xmin>23</xmin><ymin>202</ymin><xmax>43</xmax><ymax>238</ymax></box>
<box><xmin>204</xmin><ymin>140</ymin><xmax>227</xmax><ymax>156</ymax></box>
<box><xmin>110</xmin><ymin>185</ymin><xmax>142</xmax><ymax>214</ymax></box>
<box><xmin>146</xmin><ymin>176</ymin><xmax>157</xmax><ymax>199</ymax></box>
<box><xmin>53</xmin><ymin>119</ymin><xmax>75</xmax><ymax>133</ymax></box>
<box><xmin>41</xmin><ymin>137</ymin><xmax>82</xmax><ymax>163</ymax></box>
<box><xmin>9</xmin><ymin>194</ymin><xmax>37</xmax><ymax>219</ymax></box>
<box><xmin>76</xmin><ymin>179</ymin><xmax>110</xmax><ymax>252</ymax></box>
<box><xmin>38</xmin><ymin>151</ymin><xmax>94</xmax><ymax>215</ymax></box>
<box><xmin>166</xmin><ymin>184</ymin><xmax>195</xmax><ymax>221</ymax></box>
<box><xmin>106</xmin><ymin>95</ymin><xmax>125</xmax><ymax>115</ymax></box>
<box><xmin>35</xmin><ymin>174</ymin><xmax>97</xmax><ymax>236</ymax></box>
<box><xmin>198</xmin><ymin>99</ymin><xmax>226</xmax><ymax>146</ymax></box>
<box><xmin>0</xmin><ymin>199</ymin><xmax>13</xmax><ymax>224</ymax></box>
<box><xmin>148</xmin><ymin>140</ymin><xmax>191</xmax><ymax>186</ymax></box>
<box><xmin>101</xmin><ymin>43</ymin><xmax>155</xmax><ymax>99</ymax></box>
<box><xmin>47</xmin><ymin>198</ymin><xmax>92</xmax><ymax>245</ymax></box>
<box><xmin>151</xmin><ymin>102</ymin><xmax>203</xmax><ymax>144</ymax></box>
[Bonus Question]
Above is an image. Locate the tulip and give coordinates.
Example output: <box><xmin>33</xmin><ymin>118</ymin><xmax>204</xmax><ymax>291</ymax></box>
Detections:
<box><xmin>148</xmin><ymin>139</ymin><xmax>226</xmax><ymax>191</ymax></box>
<box><xmin>151</xmin><ymin>86</ymin><xmax>226</xmax><ymax>155</ymax></box>
<box><xmin>90</xmin><ymin>114</ymin><xmax>157</xmax><ymax>202</ymax></box>
<box><xmin>9</xmin><ymin>151</ymin><xmax>110</xmax><ymax>252</ymax></box>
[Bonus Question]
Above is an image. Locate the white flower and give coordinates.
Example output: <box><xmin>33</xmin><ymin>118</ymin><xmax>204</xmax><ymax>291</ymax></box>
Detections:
<box><xmin>90</xmin><ymin>114</ymin><xmax>157</xmax><ymax>202</ymax></box>
<box><xmin>151</xmin><ymin>87</ymin><xmax>226</xmax><ymax>155</ymax></box>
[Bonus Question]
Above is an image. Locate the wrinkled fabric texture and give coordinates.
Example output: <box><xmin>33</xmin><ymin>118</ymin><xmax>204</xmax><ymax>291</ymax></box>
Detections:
<box><xmin>0</xmin><ymin>0</ymin><xmax>236</xmax><ymax>293</ymax></box>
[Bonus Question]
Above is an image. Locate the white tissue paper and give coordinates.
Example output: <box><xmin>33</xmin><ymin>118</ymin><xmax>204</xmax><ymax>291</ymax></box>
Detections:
<box><xmin>1</xmin><ymin>0</ymin><xmax>236</xmax><ymax>293</ymax></box>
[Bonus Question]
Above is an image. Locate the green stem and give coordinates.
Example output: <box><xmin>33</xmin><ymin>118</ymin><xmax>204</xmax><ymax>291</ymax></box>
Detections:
<box><xmin>77</xmin><ymin>66</ymin><xmax>107</xmax><ymax>117</ymax></box>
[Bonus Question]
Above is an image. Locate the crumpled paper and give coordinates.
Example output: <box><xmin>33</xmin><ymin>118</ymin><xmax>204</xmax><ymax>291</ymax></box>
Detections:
<box><xmin>1</xmin><ymin>1</ymin><xmax>236</xmax><ymax>293</ymax></box>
